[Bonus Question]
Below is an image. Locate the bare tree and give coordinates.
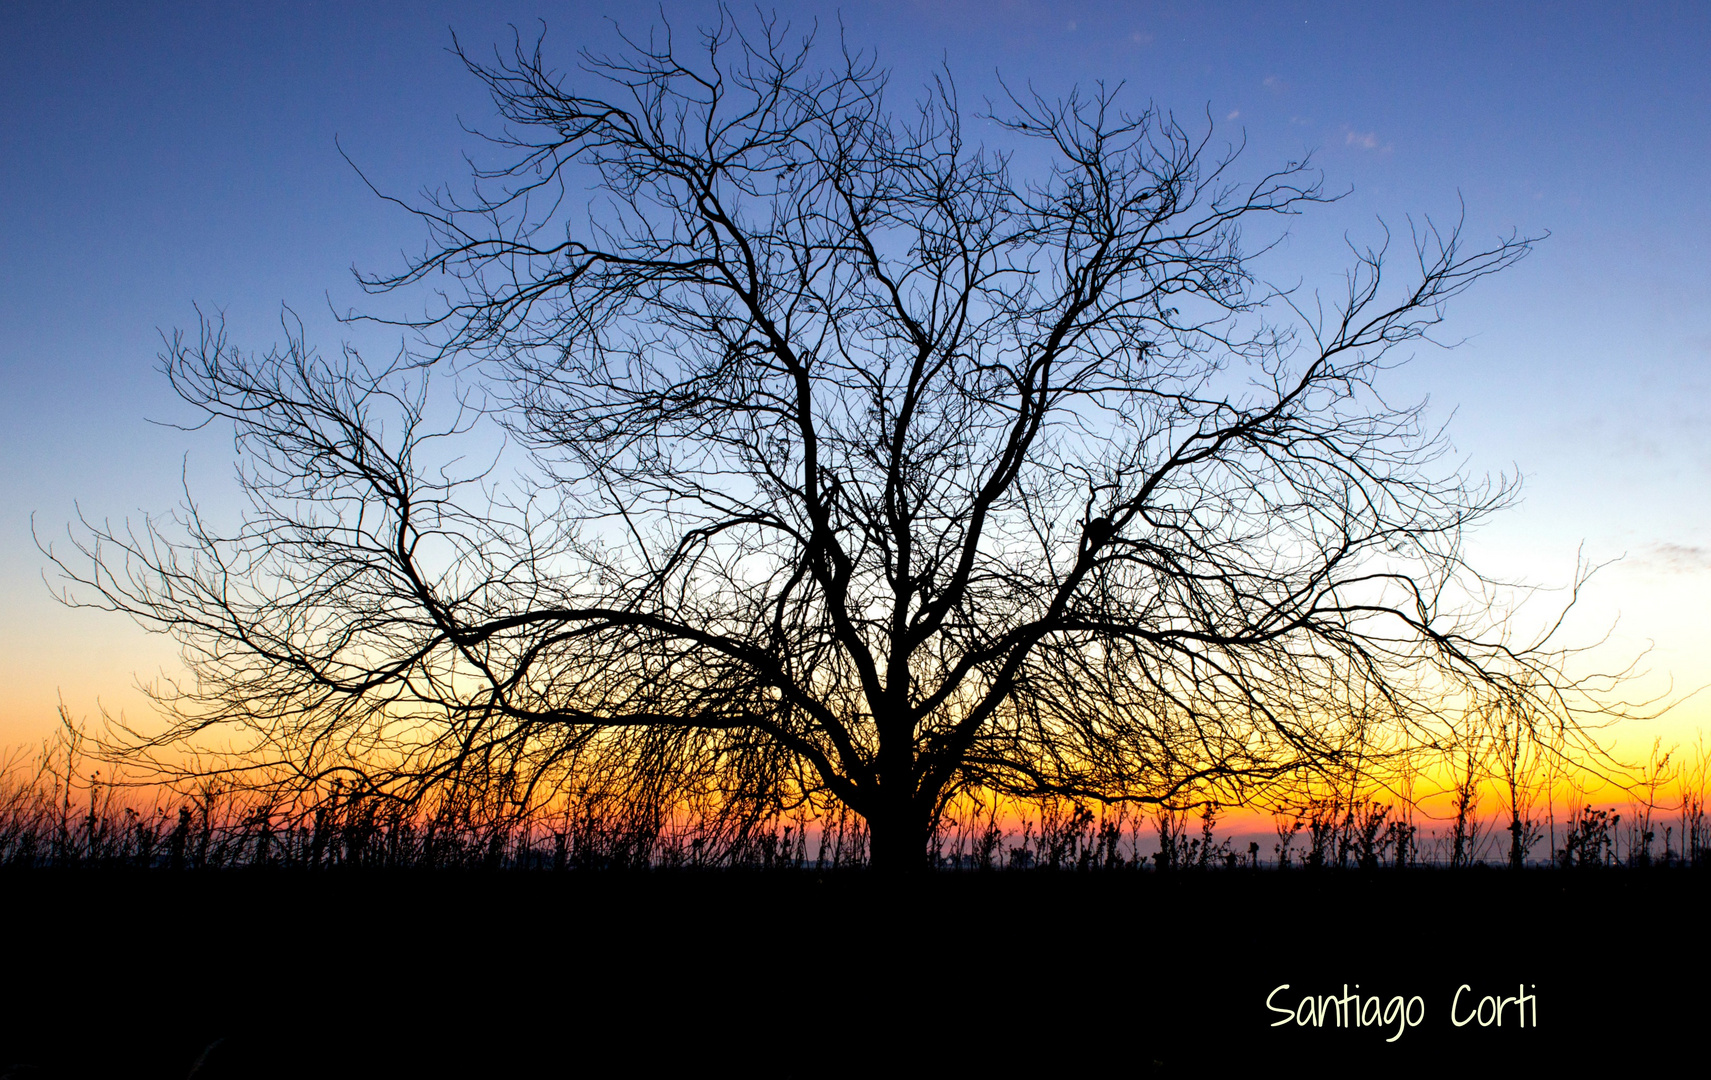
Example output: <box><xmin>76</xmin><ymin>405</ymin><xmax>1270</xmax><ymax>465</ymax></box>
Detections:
<box><xmin>48</xmin><ymin>11</ymin><xmax>1611</xmax><ymax>871</ymax></box>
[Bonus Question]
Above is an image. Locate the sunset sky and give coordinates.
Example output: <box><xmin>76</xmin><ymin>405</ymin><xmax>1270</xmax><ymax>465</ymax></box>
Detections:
<box><xmin>4</xmin><ymin>0</ymin><xmax>1708</xmax><ymax>788</ymax></box>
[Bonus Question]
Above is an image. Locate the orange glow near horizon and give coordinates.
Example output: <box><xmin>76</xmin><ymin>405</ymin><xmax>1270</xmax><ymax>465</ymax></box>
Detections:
<box><xmin>9</xmin><ymin>689</ymin><xmax>1711</xmax><ymax>844</ymax></box>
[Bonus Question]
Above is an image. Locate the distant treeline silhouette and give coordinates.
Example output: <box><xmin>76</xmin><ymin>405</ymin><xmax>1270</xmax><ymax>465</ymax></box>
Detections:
<box><xmin>6</xmin><ymin>726</ymin><xmax>1707</xmax><ymax>873</ymax></box>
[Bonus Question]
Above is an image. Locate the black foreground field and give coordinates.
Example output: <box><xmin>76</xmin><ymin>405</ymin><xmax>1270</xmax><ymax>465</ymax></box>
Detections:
<box><xmin>3</xmin><ymin>868</ymin><xmax>1704</xmax><ymax>1077</ymax></box>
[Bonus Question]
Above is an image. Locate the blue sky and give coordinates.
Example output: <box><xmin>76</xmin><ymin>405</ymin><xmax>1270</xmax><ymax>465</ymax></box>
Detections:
<box><xmin>4</xmin><ymin>1</ymin><xmax>1708</xmax><ymax>752</ymax></box>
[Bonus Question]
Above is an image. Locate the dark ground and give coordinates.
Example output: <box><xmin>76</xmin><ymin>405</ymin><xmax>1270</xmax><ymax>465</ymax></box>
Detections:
<box><xmin>2</xmin><ymin>867</ymin><xmax>1703</xmax><ymax>1077</ymax></box>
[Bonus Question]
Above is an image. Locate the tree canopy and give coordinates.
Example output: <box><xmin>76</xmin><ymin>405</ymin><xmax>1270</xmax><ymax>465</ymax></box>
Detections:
<box><xmin>53</xmin><ymin>11</ymin><xmax>1609</xmax><ymax>871</ymax></box>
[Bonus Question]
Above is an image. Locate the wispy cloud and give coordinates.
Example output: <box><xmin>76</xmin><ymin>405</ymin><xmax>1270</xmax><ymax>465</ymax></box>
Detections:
<box><xmin>1226</xmin><ymin>109</ymin><xmax>1240</xmax><ymax>121</ymax></box>
<box><xmin>1131</xmin><ymin>30</ymin><xmax>1154</xmax><ymax>45</ymax></box>
<box><xmin>1262</xmin><ymin>75</ymin><xmax>1288</xmax><ymax>94</ymax></box>
<box><xmin>1341</xmin><ymin>126</ymin><xmax>1393</xmax><ymax>153</ymax></box>
<box><xmin>1637</xmin><ymin>543</ymin><xmax>1711</xmax><ymax>573</ymax></box>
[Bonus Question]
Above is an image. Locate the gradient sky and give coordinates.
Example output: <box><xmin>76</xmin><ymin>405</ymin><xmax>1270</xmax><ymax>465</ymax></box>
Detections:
<box><xmin>4</xmin><ymin>1</ymin><xmax>1708</xmax><ymax>767</ymax></box>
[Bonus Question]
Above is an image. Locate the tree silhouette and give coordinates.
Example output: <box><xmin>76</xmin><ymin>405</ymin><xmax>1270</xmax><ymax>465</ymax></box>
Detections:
<box><xmin>52</xmin><ymin>11</ymin><xmax>1594</xmax><ymax>871</ymax></box>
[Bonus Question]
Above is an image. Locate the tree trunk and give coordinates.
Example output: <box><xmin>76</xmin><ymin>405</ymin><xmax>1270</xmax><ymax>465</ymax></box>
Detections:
<box><xmin>866</xmin><ymin>707</ymin><xmax>931</xmax><ymax>874</ymax></box>
<box><xmin>865</xmin><ymin>799</ymin><xmax>931</xmax><ymax>874</ymax></box>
